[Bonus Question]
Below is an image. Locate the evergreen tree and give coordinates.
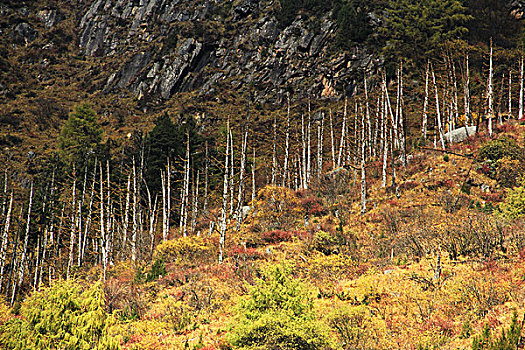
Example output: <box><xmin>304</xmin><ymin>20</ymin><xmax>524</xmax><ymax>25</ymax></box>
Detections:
<box><xmin>380</xmin><ymin>0</ymin><xmax>470</xmax><ymax>64</ymax></box>
<box><xmin>229</xmin><ymin>264</ymin><xmax>331</xmax><ymax>349</ymax></box>
<box><xmin>58</xmin><ymin>103</ymin><xmax>103</xmax><ymax>170</ymax></box>
<box><xmin>0</xmin><ymin>279</ymin><xmax>120</xmax><ymax>350</ymax></box>
<box><xmin>335</xmin><ymin>0</ymin><xmax>372</xmax><ymax>50</ymax></box>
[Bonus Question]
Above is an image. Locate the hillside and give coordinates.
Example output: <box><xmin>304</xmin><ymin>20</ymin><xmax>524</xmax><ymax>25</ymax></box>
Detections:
<box><xmin>1</xmin><ymin>0</ymin><xmax>525</xmax><ymax>349</ymax></box>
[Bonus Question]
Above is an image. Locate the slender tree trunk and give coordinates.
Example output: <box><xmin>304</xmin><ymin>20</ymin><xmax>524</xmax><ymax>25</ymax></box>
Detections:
<box><xmin>271</xmin><ymin>112</ymin><xmax>277</xmax><ymax>185</ymax></box>
<box><xmin>131</xmin><ymin>158</ymin><xmax>138</xmax><ymax>262</ymax></box>
<box><xmin>13</xmin><ymin>181</ymin><xmax>33</xmax><ymax>304</ymax></box>
<box><xmin>509</xmin><ymin>70</ymin><xmax>513</xmax><ymax>117</ymax></box>
<box><xmin>317</xmin><ymin>112</ymin><xmax>324</xmax><ymax>179</ymax></box>
<box><xmin>337</xmin><ymin>98</ymin><xmax>347</xmax><ymax>168</ymax></box>
<box><xmin>488</xmin><ymin>38</ymin><xmax>494</xmax><ymax>137</ymax></box>
<box><xmin>422</xmin><ymin>60</ymin><xmax>430</xmax><ymax>139</ymax></box>
<box><xmin>382</xmin><ymin>89</ymin><xmax>388</xmax><ymax>188</ymax></box>
<box><xmin>192</xmin><ymin>170</ymin><xmax>199</xmax><ymax>233</ymax></box>
<box><xmin>251</xmin><ymin>147</ymin><xmax>256</xmax><ymax>203</ymax></box>
<box><xmin>464</xmin><ymin>54</ymin><xmax>471</xmax><ymax>128</ymax></box>
<box><xmin>229</xmin><ymin>129</ymin><xmax>235</xmax><ymax>216</ymax></box>
<box><xmin>360</xmin><ymin>106</ymin><xmax>366</xmax><ymax>215</ymax></box>
<box><xmin>161</xmin><ymin>170</ymin><xmax>167</xmax><ymax>241</ymax></box>
<box><xmin>282</xmin><ymin>93</ymin><xmax>290</xmax><ymax>187</ymax></box>
<box><xmin>0</xmin><ymin>191</ymin><xmax>13</xmax><ymax>290</ymax></box>
<box><xmin>204</xmin><ymin>141</ymin><xmax>209</xmax><ymax>213</ymax></box>
<box><xmin>237</xmin><ymin>117</ymin><xmax>249</xmax><ymax>223</ymax></box>
<box><xmin>518</xmin><ymin>52</ymin><xmax>524</xmax><ymax>120</ymax></box>
<box><xmin>432</xmin><ymin>64</ymin><xmax>446</xmax><ymax>149</ymax></box>
<box><xmin>219</xmin><ymin>121</ymin><xmax>230</xmax><ymax>264</ymax></box>
<box><xmin>329</xmin><ymin>109</ymin><xmax>336</xmax><ymax>169</ymax></box>
<box><xmin>67</xmin><ymin>176</ymin><xmax>77</xmax><ymax>280</ymax></box>
<box><xmin>307</xmin><ymin>99</ymin><xmax>312</xmax><ymax>186</ymax></box>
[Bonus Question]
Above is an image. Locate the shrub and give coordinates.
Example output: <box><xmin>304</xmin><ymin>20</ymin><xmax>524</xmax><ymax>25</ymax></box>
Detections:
<box><xmin>154</xmin><ymin>235</ymin><xmax>213</xmax><ymax>265</ymax></box>
<box><xmin>146</xmin><ymin>258</ymin><xmax>166</xmax><ymax>282</ymax></box>
<box><xmin>0</xmin><ymin>279</ymin><xmax>120</xmax><ymax>350</ymax></box>
<box><xmin>261</xmin><ymin>230</ymin><xmax>293</xmax><ymax>244</ymax></box>
<box><xmin>501</xmin><ymin>181</ymin><xmax>525</xmax><ymax>219</ymax></box>
<box><xmin>478</xmin><ymin>137</ymin><xmax>522</xmax><ymax>162</ymax></box>
<box><xmin>229</xmin><ymin>264</ymin><xmax>331</xmax><ymax>349</ymax></box>
<box><xmin>327</xmin><ymin>304</ymin><xmax>388</xmax><ymax>350</ymax></box>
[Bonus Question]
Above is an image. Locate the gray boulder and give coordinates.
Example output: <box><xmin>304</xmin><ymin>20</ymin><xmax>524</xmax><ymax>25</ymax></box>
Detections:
<box><xmin>444</xmin><ymin>126</ymin><xmax>477</xmax><ymax>143</ymax></box>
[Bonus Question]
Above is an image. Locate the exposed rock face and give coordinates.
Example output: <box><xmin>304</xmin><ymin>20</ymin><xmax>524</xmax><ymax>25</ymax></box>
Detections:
<box><xmin>37</xmin><ymin>9</ymin><xmax>60</xmax><ymax>28</ymax></box>
<box><xmin>78</xmin><ymin>0</ymin><xmax>379</xmax><ymax>103</ymax></box>
<box><xmin>12</xmin><ymin>23</ymin><xmax>37</xmax><ymax>45</ymax></box>
<box><xmin>509</xmin><ymin>0</ymin><xmax>525</xmax><ymax>18</ymax></box>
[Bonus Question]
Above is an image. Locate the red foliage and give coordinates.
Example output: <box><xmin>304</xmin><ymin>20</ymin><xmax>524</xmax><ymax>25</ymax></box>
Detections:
<box><xmin>481</xmin><ymin>190</ymin><xmax>504</xmax><ymax>203</ymax></box>
<box><xmin>427</xmin><ymin>316</ymin><xmax>455</xmax><ymax>336</ymax></box>
<box><xmin>229</xmin><ymin>245</ymin><xmax>262</xmax><ymax>260</ymax></box>
<box><xmin>299</xmin><ymin>196</ymin><xmax>325</xmax><ymax>216</ymax></box>
<box><xmin>261</xmin><ymin>230</ymin><xmax>293</xmax><ymax>244</ymax></box>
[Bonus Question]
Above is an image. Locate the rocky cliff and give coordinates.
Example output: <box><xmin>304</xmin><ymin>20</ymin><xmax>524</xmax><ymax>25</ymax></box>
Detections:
<box><xmin>0</xmin><ymin>0</ymin><xmax>379</xmax><ymax>113</ymax></box>
<box><xmin>78</xmin><ymin>0</ymin><xmax>380</xmax><ymax>104</ymax></box>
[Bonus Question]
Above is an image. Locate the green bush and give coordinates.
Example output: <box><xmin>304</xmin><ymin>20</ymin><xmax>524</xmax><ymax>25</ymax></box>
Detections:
<box><xmin>146</xmin><ymin>258</ymin><xmax>166</xmax><ymax>282</ymax></box>
<box><xmin>478</xmin><ymin>138</ymin><xmax>523</xmax><ymax>162</ymax></box>
<box><xmin>229</xmin><ymin>264</ymin><xmax>331</xmax><ymax>349</ymax></box>
<box><xmin>501</xmin><ymin>180</ymin><xmax>525</xmax><ymax>219</ymax></box>
<box><xmin>471</xmin><ymin>311</ymin><xmax>522</xmax><ymax>350</ymax></box>
<box><xmin>0</xmin><ymin>279</ymin><xmax>120</xmax><ymax>350</ymax></box>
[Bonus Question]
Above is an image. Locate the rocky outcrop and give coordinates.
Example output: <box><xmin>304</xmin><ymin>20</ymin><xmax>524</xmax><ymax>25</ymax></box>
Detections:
<box><xmin>12</xmin><ymin>23</ymin><xmax>37</xmax><ymax>45</ymax></box>
<box><xmin>78</xmin><ymin>0</ymin><xmax>379</xmax><ymax>103</ymax></box>
<box><xmin>509</xmin><ymin>0</ymin><xmax>525</xmax><ymax>19</ymax></box>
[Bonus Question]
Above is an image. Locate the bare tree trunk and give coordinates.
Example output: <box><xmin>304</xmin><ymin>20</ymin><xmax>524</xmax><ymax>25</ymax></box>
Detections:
<box><xmin>329</xmin><ymin>109</ymin><xmax>336</xmax><ymax>169</ymax></box>
<box><xmin>98</xmin><ymin>164</ymin><xmax>107</xmax><ymax>280</ymax></box>
<box><xmin>181</xmin><ymin>133</ymin><xmax>190</xmax><ymax>237</ymax></box>
<box><xmin>13</xmin><ymin>181</ymin><xmax>33</xmax><ymax>304</ymax></box>
<box><xmin>488</xmin><ymin>38</ymin><xmax>494</xmax><ymax>137</ymax></box>
<box><xmin>81</xmin><ymin>166</ymin><xmax>96</xmax><ymax>265</ymax></box>
<box><xmin>398</xmin><ymin>62</ymin><xmax>407</xmax><ymax>166</ymax></box>
<box><xmin>131</xmin><ymin>158</ymin><xmax>138</xmax><ymax>262</ymax></box>
<box><xmin>432</xmin><ymin>64</ymin><xmax>446</xmax><ymax>149</ymax></box>
<box><xmin>204</xmin><ymin>141</ymin><xmax>209</xmax><ymax>213</ymax></box>
<box><xmin>229</xmin><ymin>129</ymin><xmax>235</xmax><ymax>216</ymax></box>
<box><xmin>219</xmin><ymin>121</ymin><xmax>230</xmax><ymax>264</ymax></box>
<box><xmin>67</xmin><ymin>176</ymin><xmax>77</xmax><ymax>280</ymax></box>
<box><xmin>518</xmin><ymin>52</ymin><xmax>524</xmax><ymax>120</ymax></box>
<box><xmin>307</xmin><ymin>99</ymin><xmax>312</xmax><ymax>186</ymax></box>
<box><xmin>192</xmin><ymin>170</ymin><xmax>199</xmax><ymax>233</ymax></box>
<box><xmin>317</xmin><ymin>112</ymin><xmax>324</xmax><ymax>179</ymax></box>
<box><xmin>282</xmin><ymin>93</ymin><xmax>290</xmax><ymax>187</ymax></box>
<box><xmin>337</xmin><ymin>98</ymin><xmax>347</xmax><ymax>168</ymax></box>
<box><xmin>237</xmin><ymin>117</ymin><xmax>249</xmax><ymax>223</ymax></box>
<box><xmin>161</xmin><ymin>170</ymin><xmax>167</xmax><ymax>241</ymax></box>
<box><xmin>382</xmin><ymin>89</ymin><xmax>388</xmax><ymax>188</ymax></box>
<box><xmin>37</xmin><ymin>225</ymin><xmax>49</xmax><ymax>290</ymax></box>
<box><xmin>464</xmin><ymin>54</ymin><xmax>471</xmax><ymax>127</ymax></box>
<box><xmin>360</xmin><ymin>105</ymin><xmax>366</xmax><ymax>215</ymax></box>
<box><xmin>301</xmin><ymin>113</ymin><xmax>306</xmax><ymax>188</ymax></box>
<box><xmin>271</xmin><ymin>112</ymin><xmax>277</xmax><ymax>185</ymax></box>
<box><xmin>509</xmin><ymin>70</ymin><xmax>513</xmax><ymax>117</ymax></box>
<box><xmin>251</xmin><ymin>147</ymin><xmax>256</xmax><ymax>203</ymax></box>
<box><xmin>422</xmin><ymin>60</ymin><xmax>430</xmax><ymax>139</ymax></box>
<box><xmin>0</xmin><ymin>192</ymin><xmax>13</xmax><ymax>290</ymax></box>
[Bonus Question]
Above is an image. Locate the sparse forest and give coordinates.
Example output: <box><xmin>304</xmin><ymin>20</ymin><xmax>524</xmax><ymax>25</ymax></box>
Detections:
<box><xmin>1</xmin><ymin>0</ymin><xmax>525</xmax><ymax>349</ymax></box>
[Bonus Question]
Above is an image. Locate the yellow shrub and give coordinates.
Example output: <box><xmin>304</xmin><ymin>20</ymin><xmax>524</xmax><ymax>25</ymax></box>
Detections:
<box><xmin>154</xmin><ymin>235</ymin><xmax>213</xmax><ymax>265</ymax></box>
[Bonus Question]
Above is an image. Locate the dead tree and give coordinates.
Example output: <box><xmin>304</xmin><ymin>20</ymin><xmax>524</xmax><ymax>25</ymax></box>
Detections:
<box><xmin>282</xmin><ymin>93</ymin><xmax>290</xmax><ymax>187</ymax></box>
<box><xmin>422</xmin><ymin>60</ymin><xmax>430</xmax><ymax>139</ymax></box>
<box><xmin>487</xmin><ymin>38</ymin><xmax>494</xmax><ymax>137</ymax></box>
<box><xmin>219</xmin><ymin>121</ymin><xmax>230</xmax><ymax>264</ymax></box>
